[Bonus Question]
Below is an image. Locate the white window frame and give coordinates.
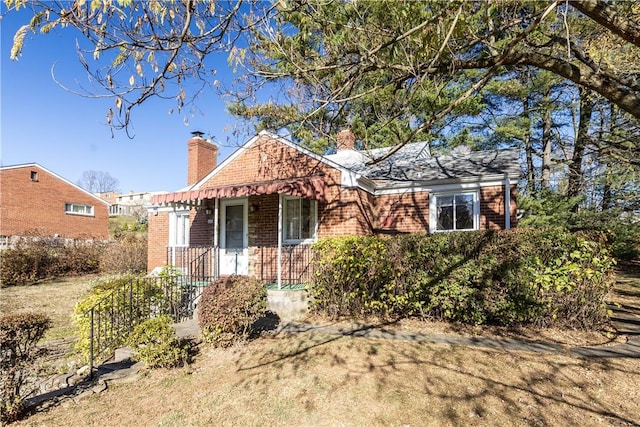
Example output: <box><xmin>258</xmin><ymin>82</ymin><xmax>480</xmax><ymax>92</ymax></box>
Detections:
<box><xmin>169</xmin><ymin>210</ymin><xmax>190</xmax><ymax>247</ymax></box>
<box><xmin>282</xmin><ymin>196</ymin><xmax>318</xmax><ymax>244</ymax></box>
<box><xmin>65</xmin><ymin>203</ymin><xmax>94</xmax><ymax>216</ymax></box>
<box><xmin>429</xmin><ymin>190</ymin><xmax>479</xmax><ymax>233</ymax></box>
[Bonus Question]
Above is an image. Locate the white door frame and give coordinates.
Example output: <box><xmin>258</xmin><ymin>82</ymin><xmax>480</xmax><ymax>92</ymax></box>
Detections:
<box><xmin>219</xmin><ymin>198</ymin><xmax>248</xmax><ymax>275</ymax></box>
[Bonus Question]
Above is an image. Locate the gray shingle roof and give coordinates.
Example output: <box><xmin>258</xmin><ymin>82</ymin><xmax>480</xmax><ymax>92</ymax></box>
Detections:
<box><xmin>325</xmin><ymin>142</ymin><xmax>520</xmax><ymax>183</ymax></box>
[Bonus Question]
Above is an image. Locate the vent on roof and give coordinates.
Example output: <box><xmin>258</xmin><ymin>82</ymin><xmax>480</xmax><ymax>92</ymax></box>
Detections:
<box><xmin>191</xmin><ymin>130</ymin><xmax>205</xmax><ymax>138</ymax></box>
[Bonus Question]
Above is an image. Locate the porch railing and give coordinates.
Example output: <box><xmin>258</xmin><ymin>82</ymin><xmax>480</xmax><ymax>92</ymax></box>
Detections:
<box><xmin>167</xmin><ymin>244</ymin><xmax>315</xmax><ymax>287</ymax></box>
<box><xmin>84</xmin><ymin>274</ymin><xmax>214</xmax><ymax>377</ymax></box>
<box><xmin>166</xmin><ymin>246</ymin><xmax>219</xmax><ymax>279</ymax></box>
<box><xmin>258</xmin><ymin>244</ymin><xmax>314</xmax><ymax>287</ymax></box>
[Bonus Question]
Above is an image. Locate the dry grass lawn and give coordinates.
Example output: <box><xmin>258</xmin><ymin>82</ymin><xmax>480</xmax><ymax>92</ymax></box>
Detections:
<box><xmin>3</xmin><ymin>266</ymin><xmax>640</xmax><ymax>426</ymax></box>
<box><xmin>0</xmin><ymin>275</ymin><xmax>95</xmax><ymax>342</ymax></box>
<box><xmin>14</xmin><ymin>331</ymin><xmax>640</xmax><ymax>426</ymax></box>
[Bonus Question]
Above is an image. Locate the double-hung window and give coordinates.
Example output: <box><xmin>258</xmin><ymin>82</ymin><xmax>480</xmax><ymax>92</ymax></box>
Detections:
<box><xmin>282</xmin><ymin>196</ymin><xmax>317</xmax><ymax>243</ymax></box>
<box><xmin>430</xmin><ymin>191</ymin><xmax>478</xmax><ymax>232</ymax></box>
<box><xmin>169</xmin><ymin>211</ymin><xmax>190</xmax><ymax>247</ymax></box>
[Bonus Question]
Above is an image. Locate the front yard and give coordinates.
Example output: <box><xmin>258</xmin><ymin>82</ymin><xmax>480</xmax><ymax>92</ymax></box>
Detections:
<box><xmin>2</xmin><ymin>266</ymin><xmax>640</xmax><ymax>426</ymax></box>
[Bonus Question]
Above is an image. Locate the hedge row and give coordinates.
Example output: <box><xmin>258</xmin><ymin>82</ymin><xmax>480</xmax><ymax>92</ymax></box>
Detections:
<box><xmin>0</xmin><ymin>235</ymin><xmax>147</xmax><ymax>287</ymax></box>
<box><xmin>310</xmin><ymin>228</ymin><xmax>615</xmax><ymax>329</ymax></box>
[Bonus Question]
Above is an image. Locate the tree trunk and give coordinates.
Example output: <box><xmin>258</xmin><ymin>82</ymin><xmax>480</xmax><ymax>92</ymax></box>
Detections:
<box><xmin>567</xmin><ymin>87</ymin><xmax>594</xmax><ymax>204</ymax></box>
<box><xmin>541</xmin><ymin>93</ymin><xmax>553</xmax><ymax>191</ymax></box>
<box><xmin>523</xmin><ymin>95</ymin><xmax>536</xmax><ymax>196</ymax></box>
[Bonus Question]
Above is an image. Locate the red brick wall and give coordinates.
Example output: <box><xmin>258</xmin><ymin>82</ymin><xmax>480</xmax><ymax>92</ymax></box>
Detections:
<box><xmin>147</xmin><ymin>210</ymin><xmax>170</xmax><ymax>271</ymax></box>
<box><xmin>187</xmin><ymin>137</ymin><xmax>218</xmax><ymax>186</ymax></box>
<box><xmin>374</xmin><ymin>192</ymin><xmax>430</xmax><ymax>234</ymax></box>
<box><xmin>480</xmin><ymin>184</ymin><xmax>518</xmax><ymax>230</ymax></box>
<box><xmin>0</xmin><ymin>165</ymin><xmax>109</xmax><ymax>239</ymax></box>
<box><xmin>201</xmin><ymin>135</ymin><xmax>342</xmax><ymax>188</ymax></box>
<box><xmin>190</xmin><ymin>207</ymin><xmax>214</xmax><ymax>246</ymax></box>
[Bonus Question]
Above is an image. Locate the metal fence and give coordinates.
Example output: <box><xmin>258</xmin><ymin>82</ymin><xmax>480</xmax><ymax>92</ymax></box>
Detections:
<box><xmin>258</xmin><ymin>244</ymin><xmax>314</xmax><ymax>287</ymax></box>
<box><xmin>83</xmin><ymin>275</ymin><xmax>213</xmax><ymax>377</ymax></box>
<box><xmin>167</xmin><ymin>244</ymin><xmax>314</xmax><ymax>287</ymax></box>
<box><xmin>166</xmin><ymin>246</ymin><xmax>219</xmax><ymax>279</ymax></box>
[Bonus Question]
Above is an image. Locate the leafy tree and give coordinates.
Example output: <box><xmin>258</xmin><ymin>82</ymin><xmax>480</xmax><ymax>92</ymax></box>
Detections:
<box><xmin>5</xmin><ymin>0</ymin><xmax>640</xmax><ymax>138</ymax></box>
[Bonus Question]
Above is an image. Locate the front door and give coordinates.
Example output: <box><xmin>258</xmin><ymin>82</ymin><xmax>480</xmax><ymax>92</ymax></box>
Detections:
<box><xmin>219</xmin><ymin>199</ymin><xmax>248</xmax><ymax>275</ymax></box>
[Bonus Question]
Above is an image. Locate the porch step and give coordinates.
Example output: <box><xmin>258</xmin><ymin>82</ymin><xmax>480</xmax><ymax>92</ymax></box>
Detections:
<box><xmin>267</xmin><ymin>289</ymin><xmax>308</xmax><ymax>321</ymax></box>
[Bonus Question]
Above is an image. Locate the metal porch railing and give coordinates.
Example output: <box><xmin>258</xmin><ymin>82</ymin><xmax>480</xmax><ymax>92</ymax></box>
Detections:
<box><xmin>258</xmin><ymin>244</ymin><xmax>314</xmax><ymax>288</ymax></box>
<box><xmin>83</xmin><ymin>274</ymin><xmax>213</xmax><ymax>377</ymax></box>
<box><xmin>166</xmin><ymin>246</ymin><xmax>219</xmax><ymax>279</ymax></box>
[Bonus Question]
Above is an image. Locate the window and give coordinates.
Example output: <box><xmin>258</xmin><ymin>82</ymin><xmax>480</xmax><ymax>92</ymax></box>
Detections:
<box><xmin>169</xmin><ymin>211</ymin><xmax>190</xmax><ymax>247</ymax></box>
<box><xmin>65</xmin><ymin>203</ymin><xmax>94</xmax><ymax>216</ymax></box>
<box><xmin>283</xmin><ymin>196</ymin><xmax>317</xmax><ymax>243</ymax></box>
<box><xmin>30</xmin><ymin>171</ymin><xmax>38</xmax><ymax>181</ymax></box>
<box><xmin>430</xmin><ymin>192</ymin><xmax>478</xmax><ymax>232</ymax></box>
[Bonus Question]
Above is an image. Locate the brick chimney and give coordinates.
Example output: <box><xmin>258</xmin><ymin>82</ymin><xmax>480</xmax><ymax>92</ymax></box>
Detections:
<box><xmin>336</xmin><ymin>128</ymin><xmax>356</xmax><ymax>151</ymax></box>
<box><xmin>187</xmin><ymin>131</ymin><xmax>218</xmax><ymax>186</ymax></box>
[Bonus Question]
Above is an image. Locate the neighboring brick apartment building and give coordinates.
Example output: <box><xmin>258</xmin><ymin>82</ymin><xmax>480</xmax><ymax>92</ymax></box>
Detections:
<box><xmin>147</xmin><ymin>130</ymin><xmax>520</xmax><ymax>284</ymax></box>
<box><xmin>0</xmin><ymin>163</ymin><xmax>110</xmax><ymax>246</ymax></box>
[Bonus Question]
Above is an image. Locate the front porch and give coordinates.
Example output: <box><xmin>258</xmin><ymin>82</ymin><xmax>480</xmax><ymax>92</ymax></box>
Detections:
<box><xmin>166</xmin><ymin>244</ymin><xmax>314</xmax><ymax>289</ymax></box>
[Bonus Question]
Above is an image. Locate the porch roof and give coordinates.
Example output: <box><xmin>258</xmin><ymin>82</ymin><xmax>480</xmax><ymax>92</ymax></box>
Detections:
<box><xmin>151</xmin><ymin>175</ymin><xmax>329</xmax><ymax>205</ymax></box>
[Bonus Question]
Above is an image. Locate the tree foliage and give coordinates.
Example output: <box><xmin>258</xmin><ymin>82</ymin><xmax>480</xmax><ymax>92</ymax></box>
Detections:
<box><xmin>5</xmin><ymin>0</ymin><xmax>640</xmax><ymax>247</ymax></box>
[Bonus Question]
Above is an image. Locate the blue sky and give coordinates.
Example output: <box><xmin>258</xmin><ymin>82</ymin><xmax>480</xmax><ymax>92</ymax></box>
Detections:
<box><xmin>1</xmin><ymin>8</ymin><xmax>248</xmax><ymax>193</ymax></box>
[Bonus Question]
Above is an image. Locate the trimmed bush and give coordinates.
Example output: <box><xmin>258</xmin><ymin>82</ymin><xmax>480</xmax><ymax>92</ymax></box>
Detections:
<box><xmin>99</xmin><ymin>234</ymin><xmax>148</xmax><ymax>274</ymax></box>
<box><xmin>0</xmin><ymin>234</ymin><xmax>103</xmax><ymax>287</ymax></box>
<box><xmin>127</xmin><ymin>315</ymin><xmax>190</xmax><ymax>368</ymax></box>
<box><xmin>198</xmin><ymin>275</ymin><xmax>267</xmax><ymax>347</ymax></box>
<box><xmin>310</xmin><ymin>229</ymin><xmax>616</xmax><ymax>329</ymax></box>
<box><xmin>0</xmin><ymin>313</ymin><xmax>51</xmax><ymax>423</ymax></box>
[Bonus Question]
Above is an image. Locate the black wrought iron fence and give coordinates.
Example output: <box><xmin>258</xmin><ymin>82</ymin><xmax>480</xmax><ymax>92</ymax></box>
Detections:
<box><xmin>258</xmin><ymin>244</ymin><xmax>314</xmax><ymax>287</ymax></box>
<box><xmin>83</xmin><ymin>275</ymin><xmax>214</xmax><ymax>377</ymax></box>
<box><xmin>166</xmin><ymin>246</ymin><xmax>219</xmax><ymax>279</ymax></box>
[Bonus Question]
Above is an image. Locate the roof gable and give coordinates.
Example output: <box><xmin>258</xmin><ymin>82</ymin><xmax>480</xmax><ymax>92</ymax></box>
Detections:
<box><xmin>0</xmin><ymin>163</ymin><xmax>111</xmax><ymax>206</ymax></box>
<box><xmin>190</xmin><ymin>131</ymin><xmax>357</xmax><ymax>190</ymax></box>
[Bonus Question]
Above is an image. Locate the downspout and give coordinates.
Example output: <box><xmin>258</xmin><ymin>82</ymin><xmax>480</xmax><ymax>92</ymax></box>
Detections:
<box><xmin>277</xmin><ymin>194</ymin><xmax>283</xmax><ymax>290</ymax></box>
<box><xmin>504</xmin><ymin>174</ymin><xmax>511</xmax><ymax>230</ymax></box>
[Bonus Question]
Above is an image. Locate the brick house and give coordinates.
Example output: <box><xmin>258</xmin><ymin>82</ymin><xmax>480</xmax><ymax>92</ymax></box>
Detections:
<box><xmin>0</xmin><ymin>163</ymin><xmax>110</xmax><ymax>246</ymax></box>
<box><xmin>148</xmin><ymin>130</ymin><xmax>520</xmax><ymax>286</ymax></box>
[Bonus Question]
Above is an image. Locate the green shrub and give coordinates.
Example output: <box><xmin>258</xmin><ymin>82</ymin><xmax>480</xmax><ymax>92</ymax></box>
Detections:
<box><xmin>310</xmin><ymin>236</ymin><xmax>393</xmax><ymax>318</ymax></box>
<box><xmin>99</xmin><ymin>234</ymin><xmax>147</xmax><ymax>274</ymax></box>
<box><xmin>0</xmin><ymin>313</ymin><xmax>51</xmax><ymax>423</ymax></box>
<box><xmin>310</xmin><ymin>229</ymin><xmax>616</xmax><ymax>329</ymax></box>
<box><xmin>127</xmin><ymin>315</ymin><xmax>190</xmax><ymax>368</ymax></box>
<box><xmin>198</xmin><ymin>275</ymin><xmax>267</xmax><ymax>347</ymax></box>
